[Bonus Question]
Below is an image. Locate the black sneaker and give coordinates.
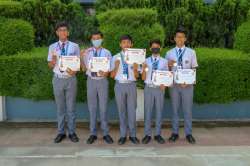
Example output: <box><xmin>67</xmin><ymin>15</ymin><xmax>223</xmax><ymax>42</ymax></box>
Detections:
<box><xmin>68</xmin><ymin>133</ymin><xmax>79</xmax><ymax>143</ymax></box>
<box><xmin>142</xmin><ymin>135</ymin><xmax>151</xmax><ymax>144</ymax></box>
<box><xmin>154</xmin><ymin>135</ymin><xmax>165</xmax><ymax>144</ymax></box>
<box><xmin>86</xmin><ymin>135</ymin><xmax>97</xmax><ymax>144</ymax></box>
<box><xmin>103</xmin><ymin>135</ymin><xmax>114</xmax><ymax>144</ymax></box>
<box><xmin>168</xmin><ymin>133</ymin><xmax>179</xmax><ymax>143</ymax></box>
<box><xmin>118</xmin><ymin>137</ymin><xmax>127</xmax><ymax>145</ymax></box>
<box><xmin>54</xmin><ymin>134</ymin><xmax>66</xmax><ymax>143</ymax></box>
<box><xmin>186</xmin><ymin>135</ymin><xmax>196</xmax><ymax>144</ymax></box>
<box><xmin>129</xmin><ymin>137</ymin><xmax>140</xmax><ymax>144</ymax></box>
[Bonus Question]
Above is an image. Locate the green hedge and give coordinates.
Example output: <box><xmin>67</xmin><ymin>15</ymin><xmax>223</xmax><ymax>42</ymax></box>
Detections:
<box><xmin>0</xmin><ymin>0</ymin><xmax>95</xmax><ymax>46</ymax></box>
<box><xmin>234</xmin><ymin>20</ymin><xmax>250</xmax><ymax>53</ymax></box>
<box><xmin>95</xmin><ymin>0</ymin><xmax>250</xmax><ymax>48</ymax></box>
<box><xmin>0</xmin><ymin>18</ymin><xmax>34</xmax><ymax>55</ymax></box>
<box><xmin>0</xmin><ymin>47</ymin><xmax>115</xmax><ymax>102</ymax></box>
<box><xmin>0</xmin><ymin>47</ymin><xmax>249</xmax><ymax>104</ymax></box>
<box><xmin>97</xmin><ymin>8</ymin><xmax>165</xmax><ymax>54</ymax></box>
<box><xmin>0</xmin><ymin>1</ymin><xmax>23</xmax><ymax>18</ymax></box>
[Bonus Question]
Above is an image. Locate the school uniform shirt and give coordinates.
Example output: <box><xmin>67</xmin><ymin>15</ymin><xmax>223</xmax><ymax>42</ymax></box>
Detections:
<box><xmin>83</xmin><ymin>47</ymin><xmax>112</xmax><ymax>80</ymax></box>
<box><xmin>144</xmin><ymin>55</ymin><xmax>168</xmax><ymax>85</ymax></box>
<box><xmin>47</xmin><ymin>41</ymin><xmax>80</xmax><ymax>77</ymax></box>
<box><xmin>165</xmin><ymin>46</ymin><xmax>198</xmax><ymax>71</ymax></box>
<box><xmin>111</xmin><ymin>51</ymin><xmax>138</xmax><ymax>82</ymax></box>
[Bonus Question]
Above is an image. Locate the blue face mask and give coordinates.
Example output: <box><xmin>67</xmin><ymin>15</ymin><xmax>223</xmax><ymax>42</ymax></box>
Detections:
<box><xmin>91</xmin><ymin>39</ymin><xmax>103</xmax><ymax>48</ymax></box>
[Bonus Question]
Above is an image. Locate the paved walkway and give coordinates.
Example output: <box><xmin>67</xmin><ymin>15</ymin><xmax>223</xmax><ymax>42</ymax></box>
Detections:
<box><xmin>0</xmin><ymin>124</ymin><xmax>250</xmax><ymax>166</ymax></box>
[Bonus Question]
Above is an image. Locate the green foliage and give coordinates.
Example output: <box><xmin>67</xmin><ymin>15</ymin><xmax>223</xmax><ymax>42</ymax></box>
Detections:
<box><xmin>0</xmin><ymin>47</ymin><xmax>249</xmax><ymax>104</ymax></box>
<box><xmin>97</xmin><ymin>9</ymin><xmax>165</xmax><ymax>54</ymax></box>
<box><xmin>0</xmin><ymin>1</ymin><xmax>23</xmax><ymax>18</ymax></box>
<box><xmin>95</xmin><ymin>0</ymin><xmax>154</xmax><ymax>13</ymax></box>
<box><xmin>96</xmin><ymin>0</ymin><xmax>250</xmax><ymax>48</ymax></box>
<box><xmin>0</xmin><ymin>47</ymin><xmax>114</xmax><ymax>102</ymax></box>
<box><xmin>0</xmin><ymin>18</ymin><xmax>34</xmax><ymax>55</ymax></box>
<box><xmin>0</xmin><ymin>0</ymin><xmax>95</xmax><ymax>46</ymax></box>
<box><xmin>234</xmin><ymin>20</ymin><xmax>250</xmax><ymax>53</ymax></box>
<box><xmin>194</xmin><ymin>48</ymin><xmax>250</xmax><ymax>103</ymax></box>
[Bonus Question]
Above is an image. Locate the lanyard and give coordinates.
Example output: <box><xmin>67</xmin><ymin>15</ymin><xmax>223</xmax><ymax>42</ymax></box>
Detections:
<box><xmin>151</xmin><ymin>56</ymin><xmax>159</xmax><ymax>70</ymax></box>
<box><xmin>93</xmin><ymin>48</ymin><xmax>102</xmax><ymax>57</ymax></box>
<box><xmin>151</xmin><ymin>56</ymin><xmax>159</xmax><ymax>80</ymax></box>
<box><xmin>175</xmin><ymin>48</ymin><xmax>186</xmax><ymax>67</ymax></box>
<box><xmin>58</xmin><ymin>41</ymin><xmax>69</xmax><ymax>56</ymax></box>
<box><xmin>120</xmin><ymin>52</ymin><xmax>129</xmax><ymax>78</ymax></box>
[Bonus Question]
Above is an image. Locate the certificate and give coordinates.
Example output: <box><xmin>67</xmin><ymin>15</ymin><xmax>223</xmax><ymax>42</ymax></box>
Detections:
<box><xmin>174</xmin><ymin>69</ymin><xmax>196</xmax><ymax>84</ymax></box>
<box><xmin>89</xmin><ymin>57</ymin><xmax>110</xmax><ymax>72</ymax></box>
<box><xmin>59</xmin><ymin>56</ymin><xmax>80</xmax><ymax>72</ymax></box>
<box><xmin>124</xmin><ymin>48</ymin><xmax>146</xmax><ymax>65</ymax></box>
<box><xmin>152</xmin><ymin>70</ymin><xmax>174</xmax><ymax>86</ymax></box>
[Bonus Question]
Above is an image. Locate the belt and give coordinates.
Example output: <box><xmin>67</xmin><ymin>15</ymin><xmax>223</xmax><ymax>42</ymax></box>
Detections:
<box><xmin>117</xmin><ymin>80</ymin><xmax>133</xmax><ymax>84</ymax></box>
<box><xmin>88</xmin><ymin>76</ymin><xmax>105</xmax><ymax>80</ymax></box>
<box><xmin>54</xmin><ymin>74</ymin><xmax>72</xmax><ymax>79</ymax></box>
<box><xmin>146</xmin><ymin>84</ymin><xmax>159</xmax><ymax>88</ymax></box>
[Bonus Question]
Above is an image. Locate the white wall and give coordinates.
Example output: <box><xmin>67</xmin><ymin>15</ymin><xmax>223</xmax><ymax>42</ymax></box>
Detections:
<box><xmin>0</xmin><ymin>96</ymin><xmax>6</xmax><ymax>121</ymax></box>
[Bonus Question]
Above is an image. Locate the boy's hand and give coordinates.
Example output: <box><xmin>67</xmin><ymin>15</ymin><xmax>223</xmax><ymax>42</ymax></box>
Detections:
<box><xmin>160</xmin><ymin>84</ymin><xmax>166</xmax><ymax>91</ymax></box>
<box><xmin>66</xmin><ymin>68</ymin><xmax>77</xmax><ymax>76</ymax></box>
<box><xmin>180</xmin><ymin>83</ymin><xmax>188</xmax><ymax>88</ymax></box>
<box><xmin>51</xmin><ymin>51</ymin><xmax>57</xmax><ymax>65</ymax></box>
<box><xmin>168</xmin><ymin>60</ymin><xmax>176</xmax><ymax>67</ymax></box>
<box><xmin>80</xmin><ymin>49</ymin><xmax>87</xmax><ymax>58</ymax></box>
<box><xmin>115</xmin><ymin>60</ymin><xmax>120</xmax><ymax>69</ymax></box>
<box><xmin>142</xmin><ymin>63</ymin><xmax>148</xmax><ymax>72</ymax></box>
<box><xmin>133</xmin><ymin>63</ymin><xmax>138</xmax><ymax>70</ymax></box>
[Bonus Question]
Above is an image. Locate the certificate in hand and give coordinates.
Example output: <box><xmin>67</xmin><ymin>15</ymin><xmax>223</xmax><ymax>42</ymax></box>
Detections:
<box><xmin>124</xmin><ymin>48</ymin><xmax>146</xmax><ymax>65</ymax></box>
<box><xmin>59</xmin><ymin>56</ymin><xmax>80</xmax><ymax>72</ymax></box>
<box><xmin>152</xmin><ymin>70</ymin><xmax>174</xmax><ymax>87</ymax></box>
<box><xmin>174</xmin><ymin>69</ymin><xmax>196</xmax><ymax>84</ymax></box>
<box><xmin>89</xmin><ymin>57</ymin><xmax>110</xmax><ymax>72</ymax></box>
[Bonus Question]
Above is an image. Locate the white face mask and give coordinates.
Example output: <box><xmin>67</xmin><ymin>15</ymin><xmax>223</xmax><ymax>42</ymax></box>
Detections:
<box><xmin>91</xmin><ymin>39</ymin><xmax>103</xmax><ymax>48</ymax></box>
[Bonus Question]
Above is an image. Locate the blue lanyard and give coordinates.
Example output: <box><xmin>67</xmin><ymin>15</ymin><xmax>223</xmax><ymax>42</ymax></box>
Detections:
<box><xmin>175</xmin><ymin>48</ymin><xmax>186</xmax><ymax>67</ymax></box>
<box><xmin>93</xmin><ymin>48</ymin><xmax>102</xmax><ymax>57</ymax></box>
<box><xmin>151</xmin><ymin>56</ymin><xmax>159</xmax><ymax>70</ymax></box>
<box><xmin>58</xmin><ymin>42</ymin><xmax>69</xmax><ymax>56</ymax></box>
<box><xmin>151</xmin><ymin>56</ymin><xmax>159</xmax><ymax>80</ymax></box>
<box><xmin>120</xmin><ymin>52</ymin><xmax>129</xmax><ymax>77</ymax></box>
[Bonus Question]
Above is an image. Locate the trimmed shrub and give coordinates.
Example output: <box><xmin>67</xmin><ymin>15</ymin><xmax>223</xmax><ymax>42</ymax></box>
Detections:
<box><xmin>0</xmin><ymin>47</ymin><xmax>249</xmax><ymax>104</ymax></box>
<box><xmin>0</xmin><ymin>1</ymin><xmax>23</xmax><ymax>18</ymax></box>
<box><xmin>0</xmin><ymin>18</ymin><xmax>34</xmax><ymax>55</ymax></box>
<box><xmin>97</xmin><ymin>9</ymin><xmax>165</xmax><ymax>54</ymax></box>
<box><xmin>234</xmin><ymin>20</ymin><xmax>250</xmax><ymax>53</ymax></box>
<box><xmin>0</xmin><ymin>47</ymin><xmax>114</xmax><ymax>102</ymax></box>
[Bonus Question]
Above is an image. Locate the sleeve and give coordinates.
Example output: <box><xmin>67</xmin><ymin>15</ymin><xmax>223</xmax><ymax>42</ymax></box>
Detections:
<box><xmin>165</xmin><ymin>51</ymin><xmax>172</xmax><ymax>61</ymax></box>
<box><xmin>164</xmin><ymin>59</ymin><xmax>169</xmax><ymax>71</ymax></box>
<box><xmin>107</xmin><ymin>50</ymin><xmax>113</xmax><ymax>72</ymax></box>
<box><xmin>75</xmin><ymin>44</ymin><xmax>80</xmax><ymax>57</ymax></box>
<box><xmin>191</xmin><ymin>50</ymin><xmax>198</xmax><ymax>68</ymax></box>
<box><xmin>47</xmin><ymin>45</ymin><xmax>53</xmax><ymax>62</ymax></box>
<box><xmin>110</xmin><ymin>55</ymin><xmax>117</xmax><ymax>71</ymax></box>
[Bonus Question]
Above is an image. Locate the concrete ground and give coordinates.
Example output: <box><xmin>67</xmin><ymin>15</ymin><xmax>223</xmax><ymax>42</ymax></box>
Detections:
<box><xmin>0</xmin><ymin>123</ymin><xmax>250</xmax><ymax>166</ymax></box>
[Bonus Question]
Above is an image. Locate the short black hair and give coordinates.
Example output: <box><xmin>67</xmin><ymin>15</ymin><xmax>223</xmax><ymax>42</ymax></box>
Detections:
<box><xmin>150</xmin><ymin>39</ymin><xmax>162</xmax><ymax>47</ymax></box>
<box><xmin>55</xmin><ymin>21</ymin><xmax>69</xmax><ymax>31</ymax></box>
<box><xmin>91</xmin><ymin>30</ymin><xmax>104</xmax><ymax>38</ymax></box>
<box><xmin>120</xmin><ymin>34</ymin><xmax>133</xmax><ymax>43</ymax></box>
<box><xmin>175</xmin><ymin>27</ymin><xmax>187</xmax><ymax>36</ymax></box>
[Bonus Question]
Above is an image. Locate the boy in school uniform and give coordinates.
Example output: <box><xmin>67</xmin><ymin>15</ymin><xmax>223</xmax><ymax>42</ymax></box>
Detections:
<box><xmin>81</xmin><ymin>31</ymin><xmax>114</xmax><ymax>144</ymax></box>
<box><xmin>110</xmin><ymin>35</ymin><xmax>140</xmax><ymax>145</ymax></box>
<box><xmin>48</xmin><ymin>22</ymin><xmax>80</xmax><ymax>143</ymax></box>
<box><xmin>141</xmin><ymin>39</ymin><xmax>168</xmax><ymax>144</ymax></box>
<box><xmin>166</xmin><ymin>28</ymin><xmax>198</xmax><ymax>144</ymax></box>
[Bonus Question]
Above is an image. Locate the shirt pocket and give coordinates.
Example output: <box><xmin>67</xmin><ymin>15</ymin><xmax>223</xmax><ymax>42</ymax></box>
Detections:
<box><xmin>183</xmin><ymin>58</ymin><xmax>191</xmax><ymax>68</ymax></box>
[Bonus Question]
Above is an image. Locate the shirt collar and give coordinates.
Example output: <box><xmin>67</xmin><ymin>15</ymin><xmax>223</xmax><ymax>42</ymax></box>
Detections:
<box><xmin>59</xmin><ymin>40</ymin><xmax>68</xmax><ymax>46</ymax></box>
<box><xmin>176</xmin><ymin>45</ymin><xmax>186</xmax><ymax>51</ymax></box>
<box><xmin>151</xmin><ymin>55</ymin><xmax>160</xmax><ymax>61</ymax></box>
